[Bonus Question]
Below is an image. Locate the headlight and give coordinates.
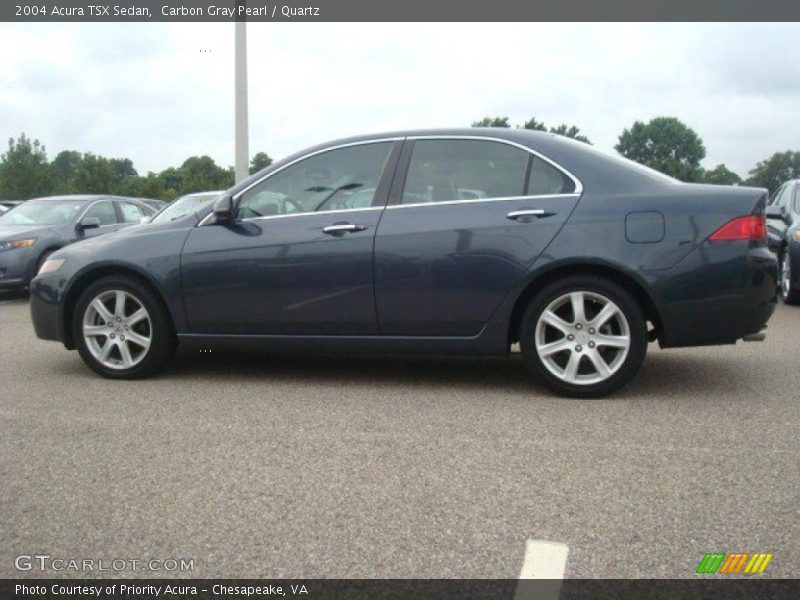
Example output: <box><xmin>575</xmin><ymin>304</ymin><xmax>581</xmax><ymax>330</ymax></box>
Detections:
<box><xmin>38</xmin><ymin>258</ymin><xmax>65</xmax><ymax>275</ymax></box>
<box><xmin>0</xmin><ymin>238</ymin><xmax>37</xmax><ymax>251</ymax></box>
<box><xmin>794</xmin><ymin>230</ymin><xmax>800</xmax><ymax>242</ymax></box>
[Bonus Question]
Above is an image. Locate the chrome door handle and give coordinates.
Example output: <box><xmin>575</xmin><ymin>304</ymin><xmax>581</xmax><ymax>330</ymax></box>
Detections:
<box><xmin>322</xmin><ymin>223</ymin><xmax>367</xmax><ymax>235</ymax></box>
<box><xmin>506</xmin><ymin>209</ymin><xmax>551</xmax><ymax>220</ymax></box>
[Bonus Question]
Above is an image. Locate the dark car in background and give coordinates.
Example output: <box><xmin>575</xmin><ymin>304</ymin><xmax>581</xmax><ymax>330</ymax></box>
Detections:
<box><xmin>0</xmin><ymin>195</ymin><xmax>158</xmax><ymax>291</ymax></box>
<box><xmin>29</xmin><ymin>130</ymin><xmax>777</xmax><ymax>397</ymax></box>
<box><xmin>766</xmin><ymin>179</ymin><xmax>800</xmax><ymax>304</ymax></box>
<box><xmin>146</xmin><ymin>191</ymin><xmax>223</xmax><ymax>224</ymax></box>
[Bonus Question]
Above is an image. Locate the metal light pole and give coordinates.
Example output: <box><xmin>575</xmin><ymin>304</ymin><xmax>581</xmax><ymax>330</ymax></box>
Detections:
<box><xmin>234</xmin><ymin>14</ymin><xmax>249</xmax><ymax>183</ymax></box>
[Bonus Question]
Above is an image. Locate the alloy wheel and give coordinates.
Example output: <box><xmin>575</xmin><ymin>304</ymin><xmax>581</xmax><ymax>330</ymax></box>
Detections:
<box><xmin>82</xmin><ymin>290</ymin><xmax>152</xmax><ymax>370</ymax></box>
<box><xmin>534</xmin><ymin>291</ymin><xmax>631</xmax><ymax>386</ymax></box>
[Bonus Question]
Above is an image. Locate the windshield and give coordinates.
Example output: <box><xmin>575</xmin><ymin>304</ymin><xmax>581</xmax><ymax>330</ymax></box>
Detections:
<box><xmin>0</xmin><ymin>199</ymin><xmax>86</xmax><ymax>226</ymax></box>
<box><xmin>150</xmin><ymin>192</ymin><xmax>221</xmax><ymax>224</ymax></box>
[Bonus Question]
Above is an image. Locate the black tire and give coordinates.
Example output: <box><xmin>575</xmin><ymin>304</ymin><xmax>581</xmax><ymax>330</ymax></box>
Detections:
<box><xmin>779</xmin><ymin>247</ymin><xmax>800</xmax><ymax>305</ymax></box>
<box><xmin>72</xmin><ymin>274</ymin><xmax>176</xmax><ymax>379</ymax></box>
<box><xmin>519</xmin><ymin>275</ymin><xmax>648</xmax><ymax>398</ymax></box>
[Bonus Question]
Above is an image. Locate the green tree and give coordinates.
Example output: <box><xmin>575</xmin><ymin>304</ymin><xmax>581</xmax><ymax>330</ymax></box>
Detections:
<box><xmin>745</xmin><ymin>151</ymin><xmax>800</xmax><ymax>195</ymax></box>
<box><xmin>51</xmin><ymin>150</ymin><xmax>83</xmax><ymax>193</ymax></box>
<box><xmin>176</xmin><ymin>155</ymin><xmax>233</xmax><ymax>194</ymax></box>
<box><xmin>701</xmin><ymin>164</ymin><xmax>742</xmax><ymax>186</ymax></box>
<box><xmin>549</xmin><ymin>124</ymin><xmax>591</xmax><ymax>144</ymax></box>
<box><xmin>0</xmin><ymin>133</ymin><xmax>55</xmax><ymax>199</ymax></box>
<box><xmin>522</xmin><ymin>117</ymin><xmax>547</xmax><ymax>131</ymax></box>
<box><xmin>72</xmin><ymin>153</ymin><xmax>117</xmax><ymax>194</ymax></box>
<box><xmin>615</xmin><ymin>117</ymin><xmax>706</xmax><ymax>182</ymax></box>
<box><xmin>249</xmin><ymin>152</ymin><xmax>273</xmax><ymax>175</ymax></box>
<box><xmin>110</xmin><ymin>157</ymin><xmax>137</xmax><ymax>181</ymax></box>
<box><xmin>472</xmin><ymin>116</ymin><xmax>511</xmax><ymax>128</ymax></box>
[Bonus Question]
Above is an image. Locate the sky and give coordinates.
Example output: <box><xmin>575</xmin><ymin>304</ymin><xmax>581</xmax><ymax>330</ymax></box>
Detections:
<box><xmin>0</xmin><ymin>22</ymin><xmax>798</xmax><ymax>177</ymax></box>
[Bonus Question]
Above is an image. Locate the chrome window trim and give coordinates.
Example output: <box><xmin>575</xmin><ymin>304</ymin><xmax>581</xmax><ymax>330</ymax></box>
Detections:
<box><xmin>239</xmin><ymin>206</ymin><xmax>384</xmax><ymax>224</ymax></box>
<box><xmin>198</xmin><ymin>137</ymin><xmax>402</xmax><ymax>227</ymax></box>
<box><xmin>198</xmin><ymin>134</ymin><xmax>584</xmax><ymax>226</ymax></box>
<box><xmin>404</xmin><ymin>134</ymin><xmax>584</xmax><ymax>196</ymax></box>
<box><xmin>387</xmin><ymin>193</ymin><xmax>580</xmax><ymax>211</ymax></box>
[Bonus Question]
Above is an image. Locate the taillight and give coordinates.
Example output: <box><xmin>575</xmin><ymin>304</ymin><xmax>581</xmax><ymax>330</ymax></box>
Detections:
<box><xmin>708</xmin><ymin>215</ymin><xmax>766</xmax><ymax>242</ymax></box>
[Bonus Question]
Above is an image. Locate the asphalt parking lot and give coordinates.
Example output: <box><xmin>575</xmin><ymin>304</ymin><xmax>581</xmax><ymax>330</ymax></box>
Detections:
<box><xmin>1</xmin><ymin>292</ymin><xmax>798</xmax><ymax>579</ymax></box>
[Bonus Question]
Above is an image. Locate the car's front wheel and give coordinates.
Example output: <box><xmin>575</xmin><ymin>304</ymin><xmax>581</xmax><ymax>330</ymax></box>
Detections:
<box><xmin>519</xmin><ymin>275</ymin><xmax>648</xmax><ymax>398</ymax></box>
<box><xmin>73</xmin><ymin>275</ymin><xmax>176</xmax><ymax>379</ymax></box>
<box><xmin>779</xmin><ymin>248</ymin><xmax>799</xmax><ymax>305</ymax></box>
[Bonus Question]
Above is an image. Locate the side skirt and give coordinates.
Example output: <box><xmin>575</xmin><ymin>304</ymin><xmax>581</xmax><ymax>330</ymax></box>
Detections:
<box><xmin>177</xmin><ymin>332</ymin><xmax>506</xmax><ymax>356</ymax></box>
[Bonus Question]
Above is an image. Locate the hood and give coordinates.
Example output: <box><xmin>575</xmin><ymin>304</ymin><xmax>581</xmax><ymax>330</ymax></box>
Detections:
<box><xmin>49</xmin><ymin>215</ymin><xmax>194</xmax><ymax>261</ymax></box>
<box><xmin>0</xmin><ymin>225</ymin><xmax>55</xmax><ymax>241</ymax></box>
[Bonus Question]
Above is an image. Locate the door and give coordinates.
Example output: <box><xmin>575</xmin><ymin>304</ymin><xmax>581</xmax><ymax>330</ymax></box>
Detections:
<box><xmin>374</xmin><ymin>137</ymin><xmax>581</xmax><ymax>336</ymax></box>
<box><xmin>181</xmin><ymin>140</ymin><xmax>400</xmax><ymax>335</ymax></box>
<box><xmin>76</xmin><ymin>199</ymin><xmax>121</xmax><ymax>240</ymax></box>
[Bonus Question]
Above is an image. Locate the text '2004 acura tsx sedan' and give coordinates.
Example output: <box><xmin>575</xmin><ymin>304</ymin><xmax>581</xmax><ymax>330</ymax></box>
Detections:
<box><xmin>29</xmin><ymin>129</ymin><xmax>777</xmax><ymax>397</ymax></box>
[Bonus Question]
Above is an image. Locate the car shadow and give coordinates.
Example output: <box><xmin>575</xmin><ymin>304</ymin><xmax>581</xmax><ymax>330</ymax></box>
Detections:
<box><xmin>167</xmin><ymin>349</ymin><xmax>538</xmax><ymax>393</ymax></box>
<box><xmin>158</xmin><ymin>347</ymin><xmax>754</xmax><ymax>401</ymax></box>
<box><xmin>618</xmin><ymin>351</ymin><xmax>758</xmax><ymax>401</ymax></box>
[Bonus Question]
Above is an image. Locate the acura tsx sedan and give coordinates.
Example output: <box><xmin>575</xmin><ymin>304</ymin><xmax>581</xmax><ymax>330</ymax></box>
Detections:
<box><xmin>29</xmin><ymin>129</ymin><xmax>777</xmax><ymax>397</ymax></box>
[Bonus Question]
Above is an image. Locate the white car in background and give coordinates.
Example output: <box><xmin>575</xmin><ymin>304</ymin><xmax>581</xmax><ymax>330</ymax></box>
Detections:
<box><xmin>145</xmin><ymin>191</ymin><xmax>224</xmax><ymax>224</ymax></box>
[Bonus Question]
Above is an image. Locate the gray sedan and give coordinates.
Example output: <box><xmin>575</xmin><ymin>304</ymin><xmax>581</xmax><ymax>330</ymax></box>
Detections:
<box><xmin>0</xmin><ymin>195</ymin><xmax>157</xmax><ymax>291</ymax></box>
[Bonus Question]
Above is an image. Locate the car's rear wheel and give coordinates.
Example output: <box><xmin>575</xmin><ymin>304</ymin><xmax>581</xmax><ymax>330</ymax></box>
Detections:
<box><xmin>519</xmin><ymin>276</ymin><xmax>648</xmax><ymax>398</ymax></box>
<box><xmin>73</xmin><ymin>275</ymin><xmax>176</xmax><ymax>379</ymax></box>
<box><xmin>779</xmin><ymin>248</ymin><xmax>799</xmax><ymax>305</ymax></box>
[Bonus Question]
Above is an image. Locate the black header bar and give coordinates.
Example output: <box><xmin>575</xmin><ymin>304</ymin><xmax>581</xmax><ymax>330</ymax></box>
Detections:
<box><xmin>4</xmin><ymin>0</ymin><xmax>800</xmax><ymax>22</ymax></box>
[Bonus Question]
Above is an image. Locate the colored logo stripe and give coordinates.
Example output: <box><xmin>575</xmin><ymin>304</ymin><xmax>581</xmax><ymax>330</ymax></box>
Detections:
<box><xmin>696</xmin><ymin>552</ymin><xmax>773</xmax><ymax>574</ymax></box>
<box><xmin>744</xmin><ymin>553</ymin><xmax>773</xmax><ymax>574</ymax></box>
<box><xmin>696</xmin><ymin>553</ymin><xmax>725</xmax><ymax>573</ymax></box>
<box><xmin>719</xmin><ymin>553</ymin><xmax>749</xmax><ymax>573</ymax></box>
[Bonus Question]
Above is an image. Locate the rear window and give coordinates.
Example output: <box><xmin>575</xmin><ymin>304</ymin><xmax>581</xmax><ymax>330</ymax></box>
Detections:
<box><xmin>401</xmin><ymin>139</ymin><xmax>576</xmax><ymax>205</ymax></box>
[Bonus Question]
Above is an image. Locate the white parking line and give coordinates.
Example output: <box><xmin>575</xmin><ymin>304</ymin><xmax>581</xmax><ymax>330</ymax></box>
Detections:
<box><xmin>514</xmin><ymin>539</ymin><xmax>569</xmax><ymax>600</ymax></box>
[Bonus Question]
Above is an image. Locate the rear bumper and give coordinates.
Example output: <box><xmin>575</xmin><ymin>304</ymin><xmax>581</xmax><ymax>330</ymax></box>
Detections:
<box><xmin>657</xmin><ymin>243</ymin><xmax>777</xmax><ymax>348</ymax></box>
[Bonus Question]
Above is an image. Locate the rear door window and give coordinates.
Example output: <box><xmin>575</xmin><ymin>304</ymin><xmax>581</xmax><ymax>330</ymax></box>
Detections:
<box><xmin>402</xmin><ymin>140</ymin><xmax>528</xmax><ymax>204</ymax></box>
<box><xmin>400</xmin><ymin>139</ymin><xmax>574</xmax><ymax>205</ymax></box>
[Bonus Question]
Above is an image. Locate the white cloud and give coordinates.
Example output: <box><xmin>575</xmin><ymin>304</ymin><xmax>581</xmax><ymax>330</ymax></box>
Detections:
<box><xmin>0</xmin><ymin>22</ymin><xmax>798</xmax><ymax>178</ymax></box>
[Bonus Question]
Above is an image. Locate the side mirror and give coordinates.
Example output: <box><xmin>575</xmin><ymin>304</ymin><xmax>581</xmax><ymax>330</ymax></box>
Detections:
<box><xmin>139</xmin><ymin>216</ymin><xmax>150</xmax><ymax>225</ymax></box>
<box><xmin>212</xmin><ymin>194</ymin><xmax>234</xmax><ymax>223</ymax></box>
<box><xmin>77</xmin><ymin>217</ymin><xmax>101</xmax><ymax>230</ymax></box>
<box><xmin>765</xmin><ymin>205</ymin><xmax>783</xmax><ymax>220</ymax></box>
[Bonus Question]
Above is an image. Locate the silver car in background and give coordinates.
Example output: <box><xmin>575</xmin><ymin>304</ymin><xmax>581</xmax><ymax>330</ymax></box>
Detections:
<box><xmin>146</xmin><ymin>191</ymin><xmax>223</xmax><ymax>224</ymax></box>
